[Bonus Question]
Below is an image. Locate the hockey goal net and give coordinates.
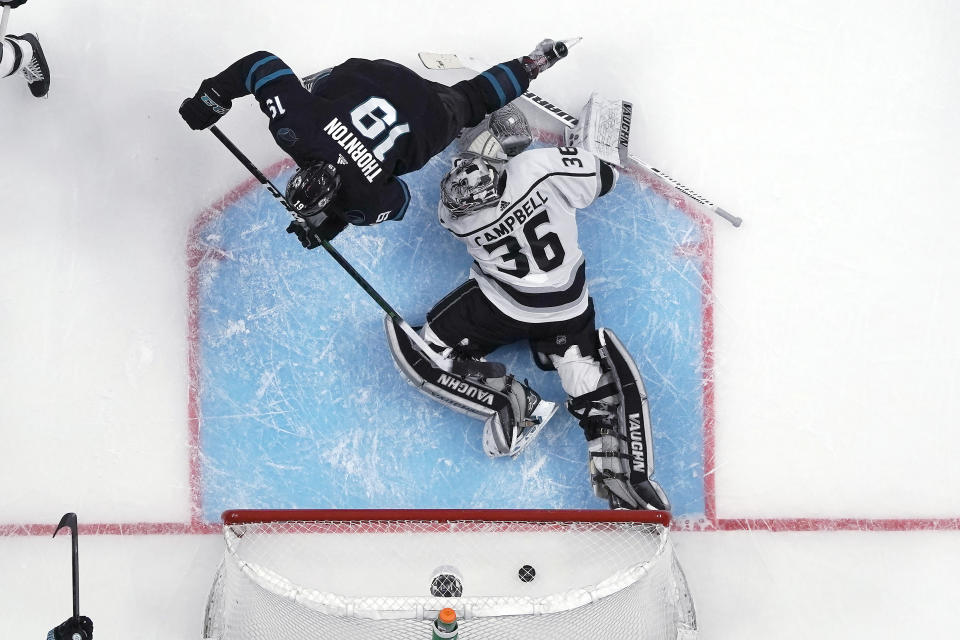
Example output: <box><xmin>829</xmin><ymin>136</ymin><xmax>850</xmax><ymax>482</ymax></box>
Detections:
<box><xmin>203</xmin><ymin>509</ymin><xmax>697</xmax><ymax>639</ymax></box>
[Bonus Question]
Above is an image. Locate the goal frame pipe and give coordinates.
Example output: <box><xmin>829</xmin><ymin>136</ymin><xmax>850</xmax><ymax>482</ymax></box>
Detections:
<box><xmin>222</xmin><ymin>508</ymin><xmax>671</xmax><ymax>527</ymax></box>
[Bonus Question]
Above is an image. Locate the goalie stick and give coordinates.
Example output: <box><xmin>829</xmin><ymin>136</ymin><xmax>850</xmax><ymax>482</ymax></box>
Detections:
<box><xmin>418</xmin><ymin>49</ymin><xmax>743</xmax><ymax>228</ymax></box>
<box><xmin>207</xmin><ymin>125</ymin><xmax>453</xmax><ymax>373</ymax></box>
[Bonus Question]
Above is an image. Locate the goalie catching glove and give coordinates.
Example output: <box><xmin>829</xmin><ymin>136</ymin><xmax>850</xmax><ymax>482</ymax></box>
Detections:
<box><xmin>457</xmin><ymin>103</ymin><xmax>533</xmax><ymax>162</ymax></box>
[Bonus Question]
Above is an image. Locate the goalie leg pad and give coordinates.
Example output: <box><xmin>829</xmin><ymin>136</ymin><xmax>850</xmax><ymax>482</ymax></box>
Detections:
<box><xmin>385</xmin><ymin>316</ymin><xmax>497</xmax><ymax>420</ymax></box>
<box><xmin>567</xmin><ymin>328</ymin><xmax>670</xmax><ymax>511</ymax></box>
<box><xmin>385</xmin><ymin>317</ymin><xmax>557</xmax><ymax>457</ymax></box>
<box><xmin>580</xmin><ymin>412</ymin><xmax>670</xmax><ymax>511</ymax></box>
<box><xmin>598</xmin><ymin>328</ymin><xmax>656</xmax><ymax>482</ymax></box>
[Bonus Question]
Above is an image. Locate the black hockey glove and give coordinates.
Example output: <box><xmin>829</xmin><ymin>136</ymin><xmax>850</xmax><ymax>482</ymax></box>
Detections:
<box><xmin>0</xmin><ymin>0</ymin><xmax>29</xmax><ymax>7</ymax></box>
<box><xmin>285</xmin><ymin>213</ymin><xmax>348</xmax><ymax>249</ymax></box>
<box><xmin>179</xmin><ymin>79</ymin><xmax>232</xmax><ymax>130</ymax></box>
<box><xmin>47</xmin><ymin>616</ymin><xmax>93</xmax><ymax>640</ymax></box>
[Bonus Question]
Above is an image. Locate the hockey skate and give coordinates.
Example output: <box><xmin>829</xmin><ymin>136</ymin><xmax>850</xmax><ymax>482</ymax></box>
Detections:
<box><xmin>511</xmin><ymin>382</ymin><xmax>559</xmax><ymax>458</ymax></box>
<box><xmin>520</xmin><ymin>37</ymin><xmax>580</xmax><ymax>79</ymax></box>
<box><xmin>629</xmin><ymin>479</ymin><xmax>671</xmax><ymax>511</ymax></box>
<box><xmin>12</xmin><ymin>33</ymin><xmax>50</xmax><ymax>98</ymax></box>
<box><xmin>607</xmin><ymin>481</ymin><xmax>671</xmax><ymax>511</ymax></box>
<box><xmin>482</xmin><ymin>378</ymin><xmax>558</xmax><ymax>458</ymax></box>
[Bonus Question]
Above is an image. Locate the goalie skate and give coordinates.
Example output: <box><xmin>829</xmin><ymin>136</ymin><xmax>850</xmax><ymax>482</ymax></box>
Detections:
<box><xmin>483</xmin><ymin>381</ymin><xmax>558</xmax><ymax>459</ymax></box>
<box><xmin>511</xmin><ymin>392</ymin><xmax>558</xmax><ymax>458</ymax></box>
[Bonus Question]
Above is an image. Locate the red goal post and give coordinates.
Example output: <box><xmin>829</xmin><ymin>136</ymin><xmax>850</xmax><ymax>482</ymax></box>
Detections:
<box><xmin>204</xmin><ymin>508</ymin><xmax>697</xmax><ymax>640</ymax></box>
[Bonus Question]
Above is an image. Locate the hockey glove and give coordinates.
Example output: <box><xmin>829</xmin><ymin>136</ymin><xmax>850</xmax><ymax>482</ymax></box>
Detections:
<box><xmin>520</xmin><ymin>39</ymin><xmax>567</xmax><ymax>79</ymax></box>
<box><xmin>0</xmin><ymin>0</ymin><xmax>29</xmax><ymax>7</ymax></box>
<box><xmin>179</xmin><ymin>79</ymin><xmax>232</xmax><ymax>130</ymax></box>
<box><xmin>47</xmin><ymin>616</ymin><xmax>93</xmax><ymax>640</ymax></box>
<box><xmin>285</xmin><ymin>212</ymin><xmax>348</xmax><ymax>249</ymax></box>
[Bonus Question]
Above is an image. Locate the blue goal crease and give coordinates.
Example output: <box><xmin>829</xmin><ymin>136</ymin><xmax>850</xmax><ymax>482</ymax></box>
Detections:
<box><xmin>193</xmin><ymin>146</ymin><xmax>708</xmax><ymax>520</ymax></box>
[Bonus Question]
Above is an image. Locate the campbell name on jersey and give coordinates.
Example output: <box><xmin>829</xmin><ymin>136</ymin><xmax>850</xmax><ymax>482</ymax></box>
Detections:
<box><xmin>439</xmin><ymin>146</ymin><xmax>604</xmax><ymax>323</ymax></box>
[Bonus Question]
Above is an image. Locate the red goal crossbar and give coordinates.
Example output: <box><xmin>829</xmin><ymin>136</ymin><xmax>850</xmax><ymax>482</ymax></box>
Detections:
<box><xmin>222</xmin><ymin>508</ymin><xmax>671</xmax><ymax>527</ymax></box>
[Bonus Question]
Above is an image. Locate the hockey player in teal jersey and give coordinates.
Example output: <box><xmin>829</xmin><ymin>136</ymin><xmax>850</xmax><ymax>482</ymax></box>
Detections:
<box><xmin>179</xmin><ymin>40</ymin><xmax>571</xmax><ymax>245</ymax></box>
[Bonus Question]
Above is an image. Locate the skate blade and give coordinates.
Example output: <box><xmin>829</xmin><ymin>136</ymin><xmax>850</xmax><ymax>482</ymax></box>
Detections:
<box><xmin>508</xmin><ymin>400</ymin><xmax>558</xmax><ymax>458</ymax></box>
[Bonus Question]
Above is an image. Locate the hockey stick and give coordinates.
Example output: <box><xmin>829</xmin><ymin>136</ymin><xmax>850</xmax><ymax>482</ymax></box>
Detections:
<box><xmin>418</xmin><ymin>52</ymin><xmax>743</xmax><ymax>227</ymax></box>
<box><xmin>207</xmin><ymin>125</ymin><xmax>452</xmax><ymax>371</ymax></box>
<box><xmin>0</xmin><ymin>6</ymin><xmax>11</xmax><ymax>37</ymax></box>
<box><xmin>520</xmin><ymin>89</ymin><xmax>744</xmax><ymax>227</ymax></box>
<box><xmin>52</xmin><ymin>512</ymin><xmax>81</xmax><ymax>622</ymax></box>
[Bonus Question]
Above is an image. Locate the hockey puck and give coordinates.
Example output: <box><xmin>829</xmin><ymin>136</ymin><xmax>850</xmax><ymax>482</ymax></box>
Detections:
<box><xmin>430</xmin><ymin>566</ymin><xmax>464</xmax><ymax>597</ymax></box>
<box><xmin>518</xmin><ymin>564</ymin><xmax>536</xmax><ymax>582</ymax></box>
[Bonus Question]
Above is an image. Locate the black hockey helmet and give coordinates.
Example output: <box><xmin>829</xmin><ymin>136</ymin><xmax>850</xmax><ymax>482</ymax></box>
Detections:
<box><xmin>285</xmin><ymin>161</ymin><xmax>341</xmax><ymax>217</ymax></box>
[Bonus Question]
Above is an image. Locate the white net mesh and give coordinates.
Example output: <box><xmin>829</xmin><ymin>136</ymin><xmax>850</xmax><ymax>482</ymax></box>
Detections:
<box><xmin>203</xmin><ymin>512</ymin><xmax>697</xmax><ymax>640</ymax></box>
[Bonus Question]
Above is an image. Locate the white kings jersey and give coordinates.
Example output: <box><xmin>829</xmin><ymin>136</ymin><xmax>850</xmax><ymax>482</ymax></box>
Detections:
<box><xmin>438</xmin><ymin>146</ymin><xmax>605</xmax><ymax>323</ymax></box>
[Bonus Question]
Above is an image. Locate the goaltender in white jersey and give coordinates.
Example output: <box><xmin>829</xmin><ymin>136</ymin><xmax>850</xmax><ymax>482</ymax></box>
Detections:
<box><xmin>439</xmin><ymin>145</ymin><xmax>600</xmax><ymax>324</ymax></box>
<box><xmin>385</xmin><ymin>104</ymin><xmax>670</xmax><ymax>511</ymax></box>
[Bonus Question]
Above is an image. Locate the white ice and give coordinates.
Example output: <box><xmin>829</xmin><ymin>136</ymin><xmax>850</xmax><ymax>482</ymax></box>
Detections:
<box><xmin>2</xmin><ymin>0</ymin><xmax>959</xmax><ymax>638</ymax></box>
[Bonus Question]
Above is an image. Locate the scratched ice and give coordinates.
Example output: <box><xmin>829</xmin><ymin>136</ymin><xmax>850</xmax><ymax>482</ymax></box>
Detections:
<box><xmin>192</xmin><ymin>144</ymin><xmax>709</xmax><ymax>519</ymax></box>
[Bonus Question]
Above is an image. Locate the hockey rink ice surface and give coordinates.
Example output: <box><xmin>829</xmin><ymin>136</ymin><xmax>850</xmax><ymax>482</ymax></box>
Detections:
<box><xmin>2</xmin><ymin>1</ymin><xmax>960</xmax><ymax>639</ymax></box>
<box><xmin>190</xmin><ymin>145</ymin><xmax>710</xmax><ymax>519</ymax></box>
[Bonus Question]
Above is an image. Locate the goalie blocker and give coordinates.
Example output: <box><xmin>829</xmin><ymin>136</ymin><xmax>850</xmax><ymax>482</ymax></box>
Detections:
<box><xmin>384</xmin><ymin>317</ymin><xmax>557</xmax><ymax>458</ymax></box>
<box><xmin>563</xmin><ymin>92</ymin><xmax>632</xmax><ymax>167</ymax></box>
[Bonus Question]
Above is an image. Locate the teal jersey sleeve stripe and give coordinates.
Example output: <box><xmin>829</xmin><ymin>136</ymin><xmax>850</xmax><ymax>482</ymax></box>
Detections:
<box><xmin>253</xmin><ymin>68</ymin><xmax>295</xmax><ymax>93</ymax></box>
<box><xmin>244</xmin><ymin>55</ymin><xmax>279</xmax><ymax>93</ymax></box>
<box><xmin>480</xmin><ymin>70</ymin><xmax>507</xmax><ymax>108</ymax></box>
<box><xmin>496</xmin><ymin>63</ymin><xmax>523</xmax><ymax>98</ymax></box>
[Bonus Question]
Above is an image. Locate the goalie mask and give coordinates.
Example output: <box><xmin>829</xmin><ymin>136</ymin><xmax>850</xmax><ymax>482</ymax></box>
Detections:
<box><xmin>285</xmin><ymin>161</ymin><xmax>341</xmax><ymax>217</ymax></box>
<box><xmin>440</xmin><ymin>153</ymin><xmax>504</xmax><ymax>215</ymax></box>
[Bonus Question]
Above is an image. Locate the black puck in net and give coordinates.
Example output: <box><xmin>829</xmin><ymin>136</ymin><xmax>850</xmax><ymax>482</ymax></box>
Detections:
<box><xmin>518</xmin><ymin>564</ymin><xmax>536</xmax><ymax>582</ymax></box>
